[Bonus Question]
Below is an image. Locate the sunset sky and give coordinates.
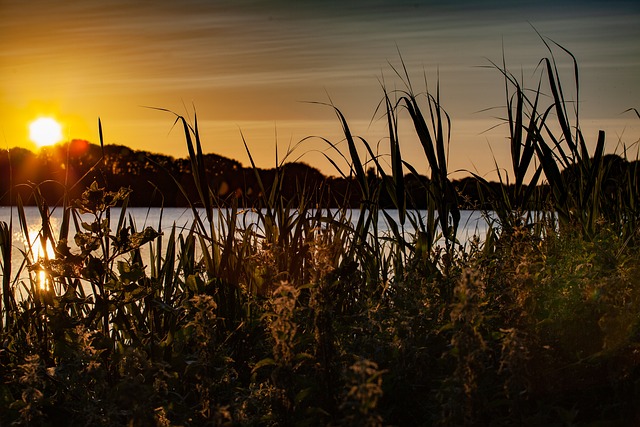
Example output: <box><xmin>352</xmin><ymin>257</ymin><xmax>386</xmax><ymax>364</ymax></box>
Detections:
<box><xmin>1</xmin><ymin>0</ymin><xmax>638</xmax><ymax>179</ymax></box>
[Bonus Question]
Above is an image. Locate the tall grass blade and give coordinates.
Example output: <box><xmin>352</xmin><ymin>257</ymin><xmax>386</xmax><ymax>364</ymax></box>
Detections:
<box><xmin>98</xmin><ymin>117</ymin><xmax>105</xmax><ymax>157</ymax></box>
<box><xmin>581</xmin><ymin>130</ymin><xmax>606</xmax><ymax>213</ymax></box>
<box><xmin>180</xmin><ymin>115</ymin><xmax>212</xmax><ymax>223</ymax></box>
<box><xmin>0</xmin><ymin>220</ymin><xmax>14</xmax><ymax>329</ymax></box>
<box><xmin>333</xmin><ymin>106</ymin><xmax>369</xmax><ymax>200</ymax></box>
<box><xmin>385</xmin><ymin>92</ymin><xmax>406</xmax><ymax>226</ymax></box>
<box><xmin>543</xmin><ymin>57</ymin><xmax>574</xmax><ymax>154</ymax></box>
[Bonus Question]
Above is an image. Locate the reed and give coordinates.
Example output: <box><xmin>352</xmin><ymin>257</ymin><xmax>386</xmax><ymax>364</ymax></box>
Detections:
<box><xmin>0</xmin><ymin>42</ymin><xmax>639</xmax><ymax>425</ymax></box>
<box><xmin>0</xmin><ymin>219</ymin><xmax>14</xmax><ymax>329</ymax></box>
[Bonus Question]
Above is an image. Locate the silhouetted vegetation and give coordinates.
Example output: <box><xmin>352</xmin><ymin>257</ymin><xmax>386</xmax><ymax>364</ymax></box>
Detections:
<box><xmin>0</xmin><ymin>139</ymin><xmax>559</xmax><ymax>210</ymax></box>
<box><xmin>1</xmin><ymin>42</ymin><xmax>639</xmax><ymax>426</ymax></box>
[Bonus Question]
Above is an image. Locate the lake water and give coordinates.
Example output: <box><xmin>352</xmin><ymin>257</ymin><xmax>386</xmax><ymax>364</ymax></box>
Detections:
<box><xmin>0</xmin><ymin>206</ymin><xmax>494</xmax><ymax>287</ymax></box>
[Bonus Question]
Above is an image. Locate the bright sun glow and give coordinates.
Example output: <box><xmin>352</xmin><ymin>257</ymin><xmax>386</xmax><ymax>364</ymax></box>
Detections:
<box><xmin>29</xmin><ymin>231</ymin><xmax>56</xmax><ymax>261</ymax></box>
<box><xmin>28</xmin><ymin>229</ymin><xmax>56</xmax><ymax>291</ymax></box>
<box><xmin>29</xmin><ymin>117</ymin><xmax>63</xmax><ymax>147</ymax></box>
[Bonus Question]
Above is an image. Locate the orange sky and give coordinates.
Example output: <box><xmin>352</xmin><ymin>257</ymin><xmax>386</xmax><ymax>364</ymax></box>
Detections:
<box><xmin>1</xmin><ymin>0</ymin><xmax>638</xmax><ymax>179</ymax></box>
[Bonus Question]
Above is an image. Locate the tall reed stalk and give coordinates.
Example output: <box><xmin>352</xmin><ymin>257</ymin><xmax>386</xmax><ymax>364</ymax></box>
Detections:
<box><xmin>0</xmin><ymin>41</ymin><xmax>638</xmax><ymax>426</ymax></box>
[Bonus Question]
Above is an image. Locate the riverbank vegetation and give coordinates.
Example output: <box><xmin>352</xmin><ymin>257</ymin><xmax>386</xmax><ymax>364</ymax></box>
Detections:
<box><xmin>0</xmin><ymin>137</ymin><xmax>532</xmax><ymax>210</ymax></box>
<box><xmin>1</xmin><ymin>42</ymin><xmax>639</xmax><ymax>425</ymax></box>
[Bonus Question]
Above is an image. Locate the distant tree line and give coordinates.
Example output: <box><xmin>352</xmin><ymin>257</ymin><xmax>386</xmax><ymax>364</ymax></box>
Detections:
<box><xmin>0</xmin><ymin>140</ymin><xmax>636</xmax><ymax>210</ymax></box>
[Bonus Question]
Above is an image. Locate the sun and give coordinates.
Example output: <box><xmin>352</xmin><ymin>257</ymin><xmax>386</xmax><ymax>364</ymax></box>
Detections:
<box><xmin>29</xmin><ymin>117</ymin><xmax>63</xmax><ymax>147</ymax></box>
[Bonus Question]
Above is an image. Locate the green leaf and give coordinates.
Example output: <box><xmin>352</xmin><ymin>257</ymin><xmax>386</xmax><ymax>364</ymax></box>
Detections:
<box><xmin>185</xmin><ymin>274</ymin><xmax>204</xmax><ymax>293</ymax></box>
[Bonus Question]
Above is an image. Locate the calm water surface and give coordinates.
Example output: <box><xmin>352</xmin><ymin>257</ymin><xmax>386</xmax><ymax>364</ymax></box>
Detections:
<box><xmin>0</xmin><ymin>207</ymin><xmax>493</xmax><ymax>286</ymax></box>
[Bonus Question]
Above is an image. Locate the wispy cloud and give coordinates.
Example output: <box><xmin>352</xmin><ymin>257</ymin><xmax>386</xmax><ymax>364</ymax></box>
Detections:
<box><xmin>1</xmin><ymin>0</ymin><xmax>638</xmax><ymax>171</ymax></box>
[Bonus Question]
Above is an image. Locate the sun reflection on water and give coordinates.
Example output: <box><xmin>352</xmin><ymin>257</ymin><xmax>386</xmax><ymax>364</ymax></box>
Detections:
<box><xmin>26</xmin><ymin>228</ymin><xmax>57</xmax><ymax>291</ymax></box>
<box><xmin>29</xmin><ymin>230</ymin><xmax>56</xmax><ymax>259</ymax></box>
<box><xmin>37</xmin><ymin>269</ymin><xmax>50</xmax><ymax>291</ymax></box>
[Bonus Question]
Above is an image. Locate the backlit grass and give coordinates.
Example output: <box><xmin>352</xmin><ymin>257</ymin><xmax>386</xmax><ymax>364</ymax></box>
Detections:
<box><xmin>0</xmin><ymin>41</ymin><xmax>639</xmax><ymax>426</ymax></box>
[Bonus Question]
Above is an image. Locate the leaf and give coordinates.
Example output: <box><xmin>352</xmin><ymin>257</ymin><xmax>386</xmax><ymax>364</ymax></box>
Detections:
<box><xmin>185</xmin><ymin>274</ymin><xmax>204</xmax><ymax>293</ymax></box>
<box><xmin>128</xmin><ymin>227</ymin><xmax>161</xmax><ymax>250</ymax></box>
<box><xmin>252</xmin><ymin>358</ymin><xmax>276</xmax><ymax>373</ymax></box>
<box><xmin>117</xmin><ymin>261</ymin><xmax>145</xmax><ymax>284</ymax></box>
<box><xmin>293</xmin><ymin>352</ymin><xmax>314</xmax><ymax>362</ymax></box>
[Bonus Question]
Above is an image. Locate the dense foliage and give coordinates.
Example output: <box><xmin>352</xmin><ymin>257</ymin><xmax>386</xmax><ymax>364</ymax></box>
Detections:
<box><xmin>0</xmin><ymin>140</ymin><xmax>563</xmax><ymax>213</ymax></box>
<box><xmin>1</xmin><ymin>43</ymin><xmax>639</xmax><ymax>426</ymax></box>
